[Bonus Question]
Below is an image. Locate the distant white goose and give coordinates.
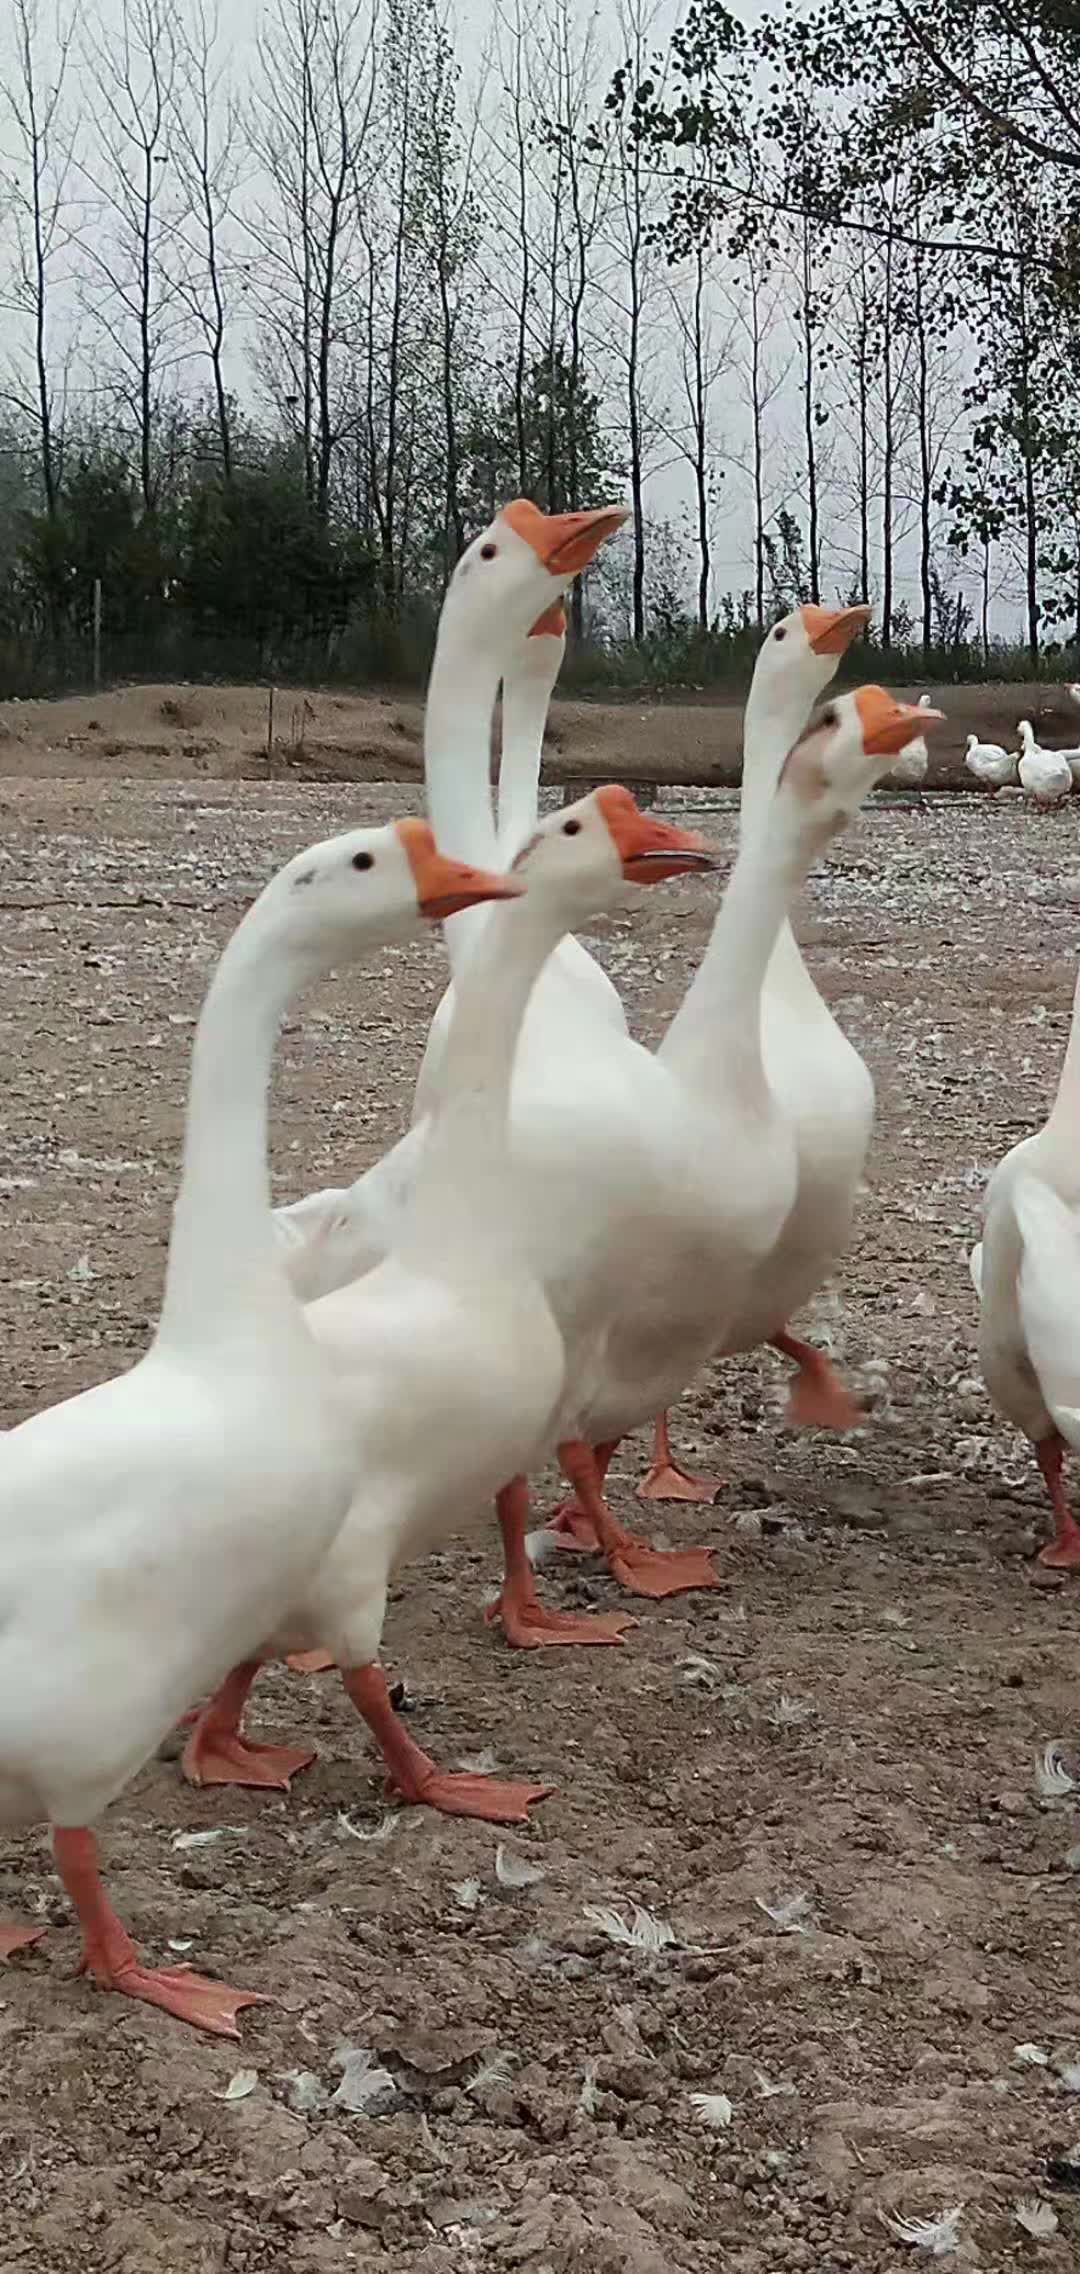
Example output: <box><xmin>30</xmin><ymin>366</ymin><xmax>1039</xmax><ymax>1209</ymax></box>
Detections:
<box><xmin>964</xmin><ymin>732</ymin><xmax>1017</xmax><ymax>790</ymax></box>
<box><xmin>1017</xmin><ymin>719</ymin><xmax>1072</xmax><ymax>808</ymax></box>
<box><xmin>890</xmin><ymin>693</ymin><xmax>931</xmax><ymax>790</ymax></box>
<box><xmin>1067</xmin><ymin>682</ymin><xmax>1080</xmax><ymax>710</ymax></box>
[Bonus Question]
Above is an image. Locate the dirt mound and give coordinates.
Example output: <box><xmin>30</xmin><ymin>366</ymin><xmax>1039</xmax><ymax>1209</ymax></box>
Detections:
<box><xmin>1</xmin><ymin>674</ymin><xmax>1079</xmax><ymax>791</ymax></box>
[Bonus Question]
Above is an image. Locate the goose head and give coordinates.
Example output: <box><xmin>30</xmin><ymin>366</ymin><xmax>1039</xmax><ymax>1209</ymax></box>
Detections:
<box><xmin>781</xmin><ymin>686</ymin><xmax>943</xmax><ymax>838</ymax></box>
<box><xmin>755</xmin><ymin>600</ymin><xmax>871</xmax><ymax>707</ymax></box>
<box><xmin>261</xmin><ymin>820</ymin><xmax>522</xmax><ymax>964</ymax></box>
<box><xmin>511</xmin><ymin>784</ymin><xmax>717</xmax><ymax>919</ymax></box>
<box><xmin>439</xmin><ymin>501</ymin><xmax>626</xmax><ymax>659</ymax></box>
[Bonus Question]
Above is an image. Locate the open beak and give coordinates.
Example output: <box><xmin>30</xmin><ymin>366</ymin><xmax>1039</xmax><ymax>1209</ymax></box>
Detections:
<box><xmin>594</xmin><ymin>783</ymin><xmax>718</xmax><ymax>884</ymax></box>
<box><xmin>853</xmin><ymin>685</ymin><xmax>944</xmax><ymax>757</ymax></box>
<box><xmin>396</xmin><ymin>820</ymin><xmax>525</xmax><ymax>920</ymax></box>
<box><xmin>503</xmin><ymin>498</ymin><xmax>628</xmax><ymax>576</ymax></box>
<box><xmin>528</xmin><ymin>601</ymin><xmax>568</xmax><ymax>638</ymax></box>
<box><xmin>802</xmin><ymin>602</ymin><xmax>871</xmax><ymax>656</ymax></box>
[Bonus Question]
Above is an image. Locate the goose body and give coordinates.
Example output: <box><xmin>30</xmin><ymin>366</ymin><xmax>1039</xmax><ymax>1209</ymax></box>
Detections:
<box><xmin>965</xmin><ymin>733</ymin><xmax>1017</xmax><ymax>790</ymax></box>
<box><xmin>975</xmin><ymin>964</ymin><xmax>1080</xmax><ymax>1568</ymax></box>
<box><xmin>1017</xmin><ymin>719</ymin><xmax>1072</xmax><ymax>807</ymax></box>
<box><xmin>184</xmin><ymin>783</ymin><xmax>715</xmax><ymax>1803</ymax></box>
<box><xmin>889</xmin><ymin>692</ymin><xmax>931</xmax><ymax>788</ymax></box>
<box><xmin>640</xmin><ymin>604</ymin><xmax>878</xmax><ymax>1498</ymax></box>
<box><xmin>411</xmin><ymin>596</ymin><xmax>627</xmax><ymax>1128</ymax></box>
<box><xmin>0</xmin><ymin>818</ymin><xmax>511</xmax><ymax>2027</ymax></box>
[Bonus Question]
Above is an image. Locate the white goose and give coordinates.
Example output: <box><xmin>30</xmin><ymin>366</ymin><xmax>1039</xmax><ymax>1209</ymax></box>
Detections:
<box><xmin>965</xmin><ymin>731</ymin><xmax>1017</xmax><ymax>790</ymax></box>
<box><xmin>635</xmin><ymin>603</ymin><xmax>876</xmax><ymax>1506</ymax></box>
<box><xmin>180</xmin><ymin>787</ymin><xmax>715</xmax><ymax>1810</ymax></box>
<box><xmin>535</xmin><ymin>687</ymin><xmax>938</xmax><ymax>1591</ymax></box>
<box><xmin>0</xmin><ymin>818</ymin><xmax>512</xmax><ymax>2030</ymax></box>
<box><xmin>972</xmin><ymin>959</ymin><xmax>1080</xmax><ymax>1570</ymax></box>
<box><xmin>1017</xmin><ymin>719</ymin><xmax>1072</xmax><ymax>808</ymax></box>
<box><xmin>495</xmin><ymin>598</ymin><xmax>624</xmax><ymax>1027</ymax></box>
<box><xmin>889</xmin><ymin>692</ymin><xmax>931</xmax><ymax>790</ymax></box>
<box><xmin>273</xmin><ymin>506</ymin><xmax>627</xmax><ymax>1302</ymax></box>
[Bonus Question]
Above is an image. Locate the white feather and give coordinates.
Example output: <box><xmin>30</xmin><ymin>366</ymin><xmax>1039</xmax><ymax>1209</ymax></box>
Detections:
<box><xmin>495</xmin><ymin>1843</ymin><xmax>546</xmax><ymax>1890</ymax></box>
<box><xmin>1034</xmin><ymin>1742</ymin><xmax>1076</xmax><ymax>1801</ymax></box>
<box><xmin>690</xmin><ymin>2091</ymin><xmax>734</xmax><ymax>2130</ymax></box>
<box><xmin>883</xmin><ymin>2206</ymin><xmax>964</xmax><ymax>2256</ymax></box>
<box><xmin>1014</xmin><ymin>2197</ymin><xmax>1058</xmax><ymax>2239</ymax></box>
<box><xmin>755</xmin><ymin>1891</ymin><xmax>815</xmax><ymax>1933</ymax></box>
<box><xmin>583</xmin><ymin>1901</ymin><xmax>676</xmax><ymax>1953</ymax></box>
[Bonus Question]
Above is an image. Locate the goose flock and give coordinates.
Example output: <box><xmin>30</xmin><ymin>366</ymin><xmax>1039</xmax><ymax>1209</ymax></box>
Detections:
<box><xmin>1</xmin><ymin>498</ymin><xmax>1077</xmax><ymax>2044</ymax></box>
<box><xmin>965</xmin><ymin>711</ymin><xmax>1080</xmax><ymax>805</ymax></box>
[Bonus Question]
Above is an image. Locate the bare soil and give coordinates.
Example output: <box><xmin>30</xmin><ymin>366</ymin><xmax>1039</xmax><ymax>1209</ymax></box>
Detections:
<box><xmin>1</xmin><ymin>749</ymin><xmax>1079</xmax><ymax>2274</ymax></box>
<box><xmin>3</xmin><ymin>673</ymin><xmax>1080</xmax><ymax>790</ymax></box>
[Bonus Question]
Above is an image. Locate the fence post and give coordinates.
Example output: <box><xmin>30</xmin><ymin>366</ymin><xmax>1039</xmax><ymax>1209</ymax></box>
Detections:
<box><xmin>92</xmin><ymin>578</ymin><xmax>102</xmax><ymax>690</ymax></box>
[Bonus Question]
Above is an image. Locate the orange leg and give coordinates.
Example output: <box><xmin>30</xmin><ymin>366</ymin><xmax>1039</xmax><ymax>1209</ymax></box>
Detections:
<box><xmin>487</xmin><ymin>1476</ymin><xmax>635</xmax><ymax>1648</ymax></box>
<box><xmin>0</xmin><ymin>1922</ymin><xmax>46</xmax><ymax>1960</ymax></box>
<box><xmin>771</xmin><ymin>1329</ymin><xmax>863</xmax><ymax>1430</ymax></box>
<box><xmin>342</xmin><ymin>1662</ymin><xmax>553</xmax><ymax>1823</ymax></box>
<box><xmin>1036</xmin><ymin>1434</ymin><xmax>1080</xmax><ymax>1570</ymax></box>
<box><xmin>545</xmin><ymin>1439</ymin><xmax>619</xmax><ymax>1549</ymax></box>
<box><xmin>53</xmin><ymin>1826</ymin><xmax>267</xmax><ymax>2039</ymax></box>
<box><xmin>558</xmin><ymin>1438</ymin><xmax>720</xmax><ymax>1599</ymax></box>
<box><xmin>636</xmin><ymin>1409</ymin><xmax>725</xmax><ymax>1504</ymax></box>
<box><xmin>182</xmin><ymin>1661</ymin><xmax>316</xmax><ymax>1792</ymax></box>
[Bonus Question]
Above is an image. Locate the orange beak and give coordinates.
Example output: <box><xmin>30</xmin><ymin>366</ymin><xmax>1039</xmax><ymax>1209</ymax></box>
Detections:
<box><xmin>801</xmin><ymin>602</ymin><xmax>871</xmax><ymax>656</ymax></box>
<box><xmin>396</xmin><ymin>819</ymin><xmax>525</xmax><ymax>920</ymax></box>
<box><xmin>852</xmin><ymin>685</ymin><xmax>944</xmax><ymax>756</ymax></box>
<box><xmin>503</xmin><ymin>499</ymin><xmax>628</xmax><ymax>575</ymax></box>
<box><xmin>528</xmin><ymin>601</ymin><xmax>568</xmax><ymax>638</ymax></box>
<box><xmin>594</xmin><ymin>783</ymin><xmax>717</xmax><ymax>883</ymax></box>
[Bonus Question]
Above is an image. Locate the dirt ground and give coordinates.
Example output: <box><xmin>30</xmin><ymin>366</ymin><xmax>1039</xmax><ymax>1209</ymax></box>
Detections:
<box><xmin>1</xmin><ymin>742</ymin><xmax>1079</xmax><ymax>2274</ymax></box>
<box><xmin>3</xmin><ymin>672</ymin><xmax>1080</xmax><ymax>791</ymax></box>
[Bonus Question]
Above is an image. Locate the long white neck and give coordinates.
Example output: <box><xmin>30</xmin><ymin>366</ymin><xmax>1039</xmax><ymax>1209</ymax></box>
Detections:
<box><xmin>401</xmin><ymin>892</ymin><xmax>570</xmax><ymax>1278</ymax></box>
<box><xmin>423</xmin><ymin>618</ymin><xmax>504</xmax><ymax>976</ymax></box>
<box><xmin>1044</xmin><ymin>959</ymin><xmax>1080</xmax><ymax>1152</ymax></box>
<box><xmin>661</xmin><ymin>792</ymin><xmax>834</xmax><ymax>1102</ymax></box>
<box><xmin>741</xmin><ymin>670</ymin><xmax>820</xmax><ymax>841</ymax></box>
<box><xmin>740</xmin><ymin>670</ymin><xmax>828</xmax><ymax>1008</ymax></box>
<box><xmin>497</xmin><ymin>646</ymin><xmax>561</xmax><ymax>859</ymax></box>
<box><xmin>157</xmin><ymin>904</ymin><xmax>317</xmax><ymax>1350</ymax></box>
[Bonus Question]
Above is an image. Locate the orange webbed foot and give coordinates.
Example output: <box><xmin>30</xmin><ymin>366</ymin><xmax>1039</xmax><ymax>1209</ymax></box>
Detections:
<box><xmin>182</xmin><ymin>1726</ymin><xmax>315</xmax><ymax>1792</ymax></box>
<box><xmin>96</xmin><ymin>1956</ymin><xmax>268</xmax><ymax>2039</ymax></box>
<box><xmin>607</xmin><ymin>1538</ymin><xmax>721</xmax><ymax>1599</ymax></box>
<box><xmin>0</xmin><ymin>1923</ymin><xmax>46</xmax><ymax>1960</ymax></box>
<box><xmin>486</xmin><ymin>1592</ymin><xmax>635</xmax><ymax>1649</ymax></box>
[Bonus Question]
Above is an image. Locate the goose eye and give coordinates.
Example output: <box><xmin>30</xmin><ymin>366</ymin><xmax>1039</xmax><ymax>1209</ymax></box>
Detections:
<box><xmin>821</xmin><ymin>707</ymin><xmax>837</xmax><ymax>728</ymax></box>
<box><xmin>352</xmin><ymin>851</ymin><xmax>374</xmax><ymax>872</ymax></box>
<box><xmin>774</xmin><ymin>626</ymin><xmax>787</xmax><ymax>641</ymax></box>
<box><xmin>563</xmin><ymin>818</ymin><xmax>582</xmax><ymax>836</ymax></box>
<box><xmin>480</xmin><ymin>542</ymin><xmax>497</xmax><ymax>560</ymax></box>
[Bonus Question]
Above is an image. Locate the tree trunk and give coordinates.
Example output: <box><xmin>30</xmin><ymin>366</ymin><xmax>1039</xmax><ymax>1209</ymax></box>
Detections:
<box><xmin>914</xmin><ymin>231</ymin><xmax>932</xmax><ymax>660</ymax></box>
<box><xmin>881</xmin><ymin>221</ymin><xmax>895</xmax><ymax>650</ymax></box>
<box><xmin>1016</xmin><ymin>254</ymin><xmax>1039</xmax><ymax>665</ymax></box>
<box><xmin>800</xmin><ymin>217</ymin><xmax>820</xmax><ymax>605</ymax></box>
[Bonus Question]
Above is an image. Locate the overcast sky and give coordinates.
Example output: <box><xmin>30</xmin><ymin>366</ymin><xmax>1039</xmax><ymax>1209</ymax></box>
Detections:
<box><xmin>0</xmin><ymin>0</ymin><xmax>1018</xmax><ymax>635</ymax></box>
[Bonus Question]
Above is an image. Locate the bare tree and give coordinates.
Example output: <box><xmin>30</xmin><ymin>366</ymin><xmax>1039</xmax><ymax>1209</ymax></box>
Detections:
<box><xmin>247</xmin><ymin>0</ymin><xmax>378</xmax><ymax>516</ymax></box>
<box><xmin>79</xmin><ymin>0</ymin><xmax>183</xmax><ymax>514</ymax></box>
<box><xmin>412</xmin><ymin>0</ymin><xmax>485</xmax><ymax>569</ymax></box>
<box><xmin>661</xmin><ymin>232</ymin><xmax>734</xmax><ymax>629</ymax></box>
<box><xmin>602</xmin><ymin>0</ymin><xmax>669</xmax><ymax>641</ymax></box>
<box><xmin>170</xmin><ymin>0</ymin><xmax>239</xmax><ymax>481</ymax></box>
<box><xmin>1</xmin><ymin>0</ymin><xmax>79</xmax><ymax>517</ymax></box>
